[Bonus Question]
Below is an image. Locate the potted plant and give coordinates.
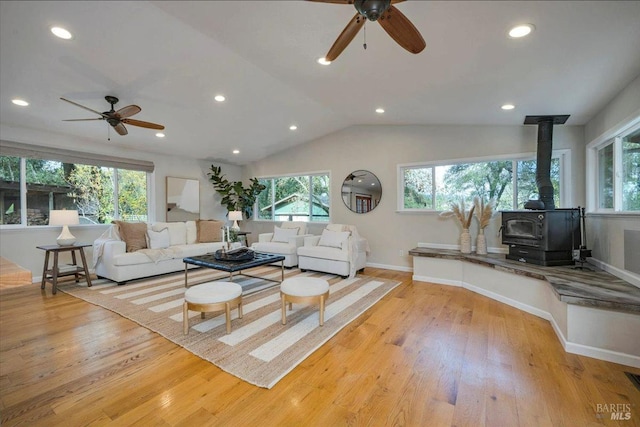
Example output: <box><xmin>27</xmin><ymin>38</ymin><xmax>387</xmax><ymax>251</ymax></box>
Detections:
<box><xmin>439</xmin><ymin>199</ymin><xmax>475</xmax><ymax>254</ymax></box>
<box><xmin>207</xmin><ymin>165</ymin><xmax>266</xmax><ymax>219</ymax></box>
<box><xmin>473</xmin><ymin>196</ymin><xmax>495</xmax><ymax>255</ymax></box>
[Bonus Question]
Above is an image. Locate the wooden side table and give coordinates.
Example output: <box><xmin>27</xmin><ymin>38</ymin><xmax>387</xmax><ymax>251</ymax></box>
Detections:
<box><xmin>37</xmin><ymin>243</ymin><xmax>92</xmax><ymax>294</ymax></box>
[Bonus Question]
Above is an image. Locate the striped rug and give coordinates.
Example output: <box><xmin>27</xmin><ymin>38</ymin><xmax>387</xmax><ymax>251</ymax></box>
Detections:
<box><xmin>59</xmin><ymin>267</ymin><xmax>401</xmax><ymax>388</ymax></box>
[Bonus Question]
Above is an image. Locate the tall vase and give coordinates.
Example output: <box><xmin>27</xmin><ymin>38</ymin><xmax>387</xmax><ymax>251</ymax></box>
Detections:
<box><xmin>460</xmin><ymin>228</ymin><xmax>472</xmax><ymax>254</ymax></box>
<box><xmin>476</xmin><ymin>228</ymin><xmax>487</xmax><ymax>255</ymax></box>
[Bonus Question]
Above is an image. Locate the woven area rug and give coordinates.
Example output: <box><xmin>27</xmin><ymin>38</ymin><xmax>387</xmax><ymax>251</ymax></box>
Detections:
<box><xmin>59</xmin><ymin>266</ymin><xmax>400</xmax><ymax>388</ymax></box>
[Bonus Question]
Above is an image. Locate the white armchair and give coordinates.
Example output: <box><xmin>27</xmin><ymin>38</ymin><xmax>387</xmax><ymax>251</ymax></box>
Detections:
<box><xmin>251</xmin><ymin>221</ymin><xmax>310</xmax><ymax>267</ymax></box>
<box><xmin>297</xmin><ymin>224</ymin><xmax>368</xmax><ymax>278</ymax></box>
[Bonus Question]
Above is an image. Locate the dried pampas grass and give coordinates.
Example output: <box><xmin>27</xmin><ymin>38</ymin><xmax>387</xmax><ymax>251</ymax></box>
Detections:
<box><xmin>440</xmin><ymin>199</ymin><xmax>475</xmax><ymax>229</ymax></box>
<box><xmin>473</xmin><ymin>196</ymin><xmax>495</xmax><ymax>229</ymax></box>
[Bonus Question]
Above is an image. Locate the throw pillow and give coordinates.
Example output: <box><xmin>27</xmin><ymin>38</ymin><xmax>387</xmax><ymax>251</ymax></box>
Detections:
<box><xmin>197</xmin><ymin>219</ymin><xmax>224</xmax><ymax>243</ymax></box>
<box><xmin>318</xmin><ymin>229</ymin><xmax>350</xmax><ymax>249</ymax></box>
<box><xmin>186</xmin><ymin>221</ymin><xmax>197</xmax><ymax>244</ymax></box>
<box><xmin>113</xmin><ymin>221</ymin><xmax>148</xmax><ymax>252</ymax></box>
<box><xmin>146</xmin><ymin>228</ymin><xmax>171</xmax><ymax>249</ymax></box>
<box><xmin>272</xmin><ymin>226</ymin><xmax>299</xmax><ymax>243</ymax></box>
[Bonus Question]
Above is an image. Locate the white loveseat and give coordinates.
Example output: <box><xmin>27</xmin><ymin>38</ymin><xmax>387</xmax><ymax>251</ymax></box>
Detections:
<box><xmin>251</xmin><ymin>221</ymin><xmax>310</xmax><ymax>267</ymax></box>
<box><xmin>297</xmin><ymin>224</ymin><xmax>369</xmax><ymax>278</ymax></box>
<box><xmin>94</xmin><ymin>220</ymin><xmax>228</xmax><ymax>284</ymax></box>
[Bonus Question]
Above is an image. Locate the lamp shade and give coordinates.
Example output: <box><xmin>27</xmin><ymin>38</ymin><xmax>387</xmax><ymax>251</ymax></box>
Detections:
<box><xmin>49</xmin><ymin>210</ymin><xmax>79</xmax><ymax>246</ymax></box>
<box><xmin>228</xmin><ymin>211</ymin><xmax>243</xmax><ymax>221</ymax></box>
<box><xmin>229</xmin><ymin>210</ymin><xmax>242</xmax><ymax>231</ymax></box>
<box><xmin>49</xmin><ymin>210</ymin><xmax>79</xmax><ymax>226</ymax></box>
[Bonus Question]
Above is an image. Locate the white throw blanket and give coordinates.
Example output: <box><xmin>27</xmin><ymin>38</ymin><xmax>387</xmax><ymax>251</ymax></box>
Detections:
<box><xmin>326</xmin><ymin>224</ymin><xmax>370</xmax><ymax>278</ymax></box>
<box><xmin>92</xmin><ymin>226</ymin><xmax>176</xmax><ymax>267</ymax></box>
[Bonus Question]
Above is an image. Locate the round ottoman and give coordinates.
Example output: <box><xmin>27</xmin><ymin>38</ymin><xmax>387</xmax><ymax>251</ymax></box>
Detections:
<box><xmin>280</xmin><ymin>277</ymin><xmax>330</xmax><ymax>326</ymax></box>
<box><xmin>183</xmin><ymin>281</ymin><xmax>243</xmax><ymax>335</ymax></box>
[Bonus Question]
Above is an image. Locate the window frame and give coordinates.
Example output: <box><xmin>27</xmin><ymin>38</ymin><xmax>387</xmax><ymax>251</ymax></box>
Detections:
<box><xmin>397</xmin><ymin>150</ymin><xmax>571</xmax><ymax>212</ymax></box>
<box><xmin>586</xmin><ymin>116</ymin><xmax>640</xmax><ymax>214</ymax></box>
<box><xmin>254</xmin><ymin>170</ymin><xmax>331</xmax><ymax>223</ymax></box>
<box><xmin>0</xmin><ymin>155</ymin><xmax>153</xmax><ymax>228</ymax></box>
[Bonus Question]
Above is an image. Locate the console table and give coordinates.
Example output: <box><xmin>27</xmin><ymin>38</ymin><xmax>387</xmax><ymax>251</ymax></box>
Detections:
<box><xmin>37</xmin><ymin>243</ymin><xmax>92</xmax><ymax>295</ymax></box>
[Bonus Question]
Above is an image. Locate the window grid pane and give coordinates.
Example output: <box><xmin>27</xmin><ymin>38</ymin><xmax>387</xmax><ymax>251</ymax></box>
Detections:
<box><xmin>0</xmin><ymin>156</ymin><xmax>22</xmax><ymax>225</ymax></box>
<box><xmin>256</xmin><ymin>173</ymin><xmax>330</xmax><ymax>222</ymax></box>
<box><xmin>598</xmin><ymin>143</ymin><xmax>614</xmax><ymax>209</ymax></box>
<box><xmin>621</xmin><ymin>129</ymin><xmax>640</xmax><ymax>211</ymax></box>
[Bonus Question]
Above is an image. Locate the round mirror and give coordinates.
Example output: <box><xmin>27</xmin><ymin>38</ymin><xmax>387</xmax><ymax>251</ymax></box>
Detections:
<box><xmin>341</xmin><ymin>170</ymin><xmax>382</xmax><ymax>213</ymax></box>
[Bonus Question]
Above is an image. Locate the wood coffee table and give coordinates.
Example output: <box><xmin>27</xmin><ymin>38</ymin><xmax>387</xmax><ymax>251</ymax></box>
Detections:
<box><xmin>183</xmin><ymin>252</ymin><xmax>286</xmax><ymax>288</ymax></box>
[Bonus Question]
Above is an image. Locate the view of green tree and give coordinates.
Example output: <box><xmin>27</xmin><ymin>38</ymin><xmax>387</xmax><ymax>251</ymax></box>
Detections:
<box><xmin>66</xmin><ymin>165</ymin><xmax>114</xmax><ymax>223</ymax></box>
<box><xmin>438</xmin><ymin>161</ymin><xmax>513</xmax><ymax>210</ymax></box>
<box><xmin>403</xmin><ymin>168</ymin><xmax>432</xmax><ymax>208</ymax></box>
<box><xmin>118</xmin><ymin>169</ymin><xmax>147</xmax><ymax>221</ymax></box>
<box><xmin>257</xmin><ymin>174</ymin><xmax>329</xmax><ymax>221</ymax></box>
<box><xmin>622</xmin><ymin>139</ymin><xmax>640</xmax><ymax>211</ymax></box>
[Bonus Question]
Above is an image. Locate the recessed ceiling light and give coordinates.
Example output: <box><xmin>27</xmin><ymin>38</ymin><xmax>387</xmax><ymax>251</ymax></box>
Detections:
<box><xmin>289</xmin><ymin>125</ymin><xmax>298</xmax><ymax>131</ymax></box>
<box><xmin>214</xmin><ymin>95</ymin><xmax>226</xmax><ymax>102</ymax></box>
<box><xmin>508</xmin><ymin>24</ymin><xmax>534</xmax><ymax>38</ymax></box>
<box><xmin>232</xmin><ymin>149</ymin><xmax>240</xmax><ymax>154</ymax></box>
<box><xmin>375</xmin><ymin>108</ymin><xmax>385</xmax><ymax>114</ymax></box>
<box><xmin>155</xmin><ymin>132</ymin><xmax>165</xmax><ymax>138</ymax></box>
<box><xmin>501</xmin><ymin>104</ymin><xmax>515</xmax><ymax>110</ymax></box>
<box><xmin>12</xmin><ymin>99</ymin><xmax>29</xmax><ymax>107</ymax></box>
<box><xmin>371</xmin><ymin>183</ymin><xmax>376</xmax><ymax>186</ymax></box>
<box><xmin>51</xmin><ymin>26</ymin><xmax>72</xmax><ymax>40</ymax></box>
<box><xmin>317</xmin><ymin>57</ymin><xmax>331</xmax><ymax>65</ymax></box>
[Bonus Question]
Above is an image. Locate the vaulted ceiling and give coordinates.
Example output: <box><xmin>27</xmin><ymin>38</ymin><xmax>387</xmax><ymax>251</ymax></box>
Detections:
<box><xmin>1</xmin><ymin>1</ymin><xmax>639</xmax><ymax>164</ymax></box>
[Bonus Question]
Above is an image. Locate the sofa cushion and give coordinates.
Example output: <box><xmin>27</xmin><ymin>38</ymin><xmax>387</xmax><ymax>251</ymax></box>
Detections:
<box><xmin>172</xmin><ymin>242</ymin><xmax>225</xmax><ymax>258</ymax></box>
<box><xmin>272</xmin><ymin>226</ymin><xmax>299</xmax><ymax>243</ymax></box>
<box><xmin>318</xmin><ymin>229</ymin><xmax>350</xmax><ymax>249</ymax></box>
<box><xmin>197</xmin><ymin>219</ymin><xmax>224</xmax><ymax>243</ymax></box>
<box><xmin>113</xmin><ymin>251</ymin><xmax>161</xmax><ymax>266</ymax></box>
<box><xmin>252</xmin><ymin>241</ymin><xmax>297</xmax><ymax>255</ymax></box>
<box><xmin>113</xmin><ymin>221</ymin><xmax>148</xmax><ymax>252</ymax></box>
<box><xmin>147</xmin><ymin>228</ymin><xmax>171</xmax><ymax>249</ymax></box>
<box><xmin>298</xmin><ymin>245</ymin><xmax>350</xmax><ymax>262</ymax></box>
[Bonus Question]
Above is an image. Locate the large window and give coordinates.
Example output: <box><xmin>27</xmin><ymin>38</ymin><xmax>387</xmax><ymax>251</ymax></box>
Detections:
<box><xmin>1</xmin><ymin>155</ymin><xmax>150</xmax><ymax>226</ymax></box>
<box><xmin>400</xmin><ymin>152</ymin><xmax>566</xmax><ymax>211</ymax></box>
<box><xmin>592</xmin><ymin>123</ymin><xmax>640</xmax><ymax>212</ymax></box>
<box><xmin>257</xmin><ymin>173</ymin><xmax>329</xmax><ymax>222</ymax></box>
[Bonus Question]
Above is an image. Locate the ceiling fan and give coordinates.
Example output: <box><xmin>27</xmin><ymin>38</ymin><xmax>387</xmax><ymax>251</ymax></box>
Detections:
<box><xmin>309</xmin><ymin>0</ymin><xmax>425</xmax><ymax>62</ymax></box>
<box><xmin>60</xmin><ymin>95</ymin><xmax>165</xmax><ymax>136</ymax></box>
<box><xmin>346</xmin><ymin>172</ymin><xmax>367</xmax><ymax>181</ymax></box>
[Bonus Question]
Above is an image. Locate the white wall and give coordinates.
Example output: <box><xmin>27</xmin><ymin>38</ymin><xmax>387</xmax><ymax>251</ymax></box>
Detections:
<box><xmin>243</xmin><ymin>124</ymin><xmax>585</xmax><ymax>270</ymax></box>
<box><xmin>0</xmin><ymin>124</ymin><xmax>241</xmax><ymax>277</ymax></box>
<box><xmin>583</xmin><ymin>75</ymin><xmax>640</xmax><ymax>277</ymax></box>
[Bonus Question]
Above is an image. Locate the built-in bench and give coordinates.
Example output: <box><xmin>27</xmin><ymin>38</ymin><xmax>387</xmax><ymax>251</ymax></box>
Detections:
<box><xmin>409</xmin><ymin>247</ymin><xmax>640</xmax><ymax>368</ymax></box>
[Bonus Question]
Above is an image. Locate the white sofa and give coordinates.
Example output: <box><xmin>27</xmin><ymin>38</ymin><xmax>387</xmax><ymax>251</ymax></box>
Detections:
<box><xmin>251</xmin><ymin>221</ymin><xmax>311</xmax><ymax>267</ymax></box>
<box><xmin>297</xmin><ymin>224</ymin><xmax>368</xmax><ymax>278</ymax></box>
<box><xmin>94</xmin><ymin>220</ymin><xmax>228</xmax><ymax>284</ymax></box>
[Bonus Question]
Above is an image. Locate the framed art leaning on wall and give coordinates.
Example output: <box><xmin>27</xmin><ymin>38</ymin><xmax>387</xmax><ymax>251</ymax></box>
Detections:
<box><xmin>166</xmin><ymin>176</ymin><xmax>200</xmax><ymax>221</ymax></box>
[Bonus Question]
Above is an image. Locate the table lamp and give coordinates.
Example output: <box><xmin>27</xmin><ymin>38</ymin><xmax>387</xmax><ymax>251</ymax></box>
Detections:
<box><xmin>229</xmin><ymin>210</ymin><xmax>242</xmax><ymax>231</ymax></box>
<box><xmin>49</xmin><ymin>209</ymin><xmax>79</xmax><ymax>246</ymax></box>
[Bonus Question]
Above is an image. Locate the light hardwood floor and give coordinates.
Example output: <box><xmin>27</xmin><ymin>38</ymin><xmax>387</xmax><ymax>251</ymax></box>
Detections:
<box><xmin>1</xmin><ymin>268</ymin><xmax>638</xmax><ymax>426</ymax></box>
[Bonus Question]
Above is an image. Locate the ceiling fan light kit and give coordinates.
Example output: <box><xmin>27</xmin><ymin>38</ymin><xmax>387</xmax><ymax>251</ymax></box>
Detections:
<box><xmin>310</xmin><ymin>0</ymin><xmax>425</xmax><ymax>61</ymax></box>
<box><xmin>61</xmin><ymin>95</ymin><xmax>165</xmax><ymax>137</ymax></box>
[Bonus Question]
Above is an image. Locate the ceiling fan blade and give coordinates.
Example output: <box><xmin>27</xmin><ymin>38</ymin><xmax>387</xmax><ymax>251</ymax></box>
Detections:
<box><xmin>326</xmin><ymin>13</ymin><xmax>366</xmax><ymax>61</ymax></box>
<box><xmin>113</xmin><ymin>122</ymin><xmax>128</xmax><ymax>136</ymax></box>
<box><xmin>60</xmin><ymin>97</ymin><xmax>106</xmax><ymax>117</ymax></box>
<box><xmin>122</xmin><ymin>118</ymin><xmax>165</xmax><ymax>130</ymax></box>
<box><xmin>115</xmin><ymin>105</ymin><xmax>141</xmax><ymax>119</ymax></box>
<box><xmin>378</xmin><ymin>5</ymin><xmax>426</xmax><ymax>54</ymax></box>
<box><xmin>63</xmin><ymin>118</ymin><xmax>104</xmax><ymax>121</ymax></box>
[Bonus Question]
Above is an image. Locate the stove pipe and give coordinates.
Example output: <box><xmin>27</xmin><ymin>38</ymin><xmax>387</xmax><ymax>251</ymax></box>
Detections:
<box><xmin>523</xmin><ymin>115</ymin><xmax>569</xmax><ymax>210</ymax></box>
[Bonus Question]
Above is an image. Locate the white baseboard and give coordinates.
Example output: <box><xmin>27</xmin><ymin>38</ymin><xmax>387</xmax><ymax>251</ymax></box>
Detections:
<box><xmin>412</xmin><ymin>274</ymin><xmax>462</xmax><ymax>287</ymax></box>
<box><xmin>588</xmin><ymin>257</ymin><xmax>640</xmax><ymax>288</ymax></box>
<box><xmin>366</xmin><ymin>262</ymin><xmax>413</xmax><ymax>273</ymax></box>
